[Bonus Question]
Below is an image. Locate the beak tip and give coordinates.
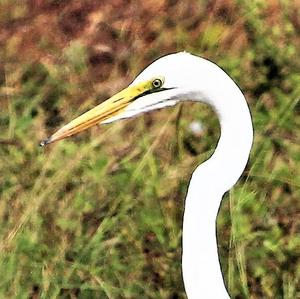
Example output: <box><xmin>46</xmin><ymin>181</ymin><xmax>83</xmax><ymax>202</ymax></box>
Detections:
<box><xmin>39</xmin><ymin>137</ymin><xmax>52</xmax><ymax>147</ymax></box>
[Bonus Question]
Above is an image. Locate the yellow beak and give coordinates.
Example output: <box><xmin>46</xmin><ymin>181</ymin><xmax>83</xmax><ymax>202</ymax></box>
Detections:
<box><xmin>40</xmin><ymin>80</ymin><xmax>153</xmax><ymax>146</ymax></box>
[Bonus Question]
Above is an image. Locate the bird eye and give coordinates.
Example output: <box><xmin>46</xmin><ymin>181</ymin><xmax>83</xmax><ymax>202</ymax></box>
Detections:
<box><xmin>152</xmin><ymin>78</ymin><xmax>163</xmax><ymax>89</ymax></box>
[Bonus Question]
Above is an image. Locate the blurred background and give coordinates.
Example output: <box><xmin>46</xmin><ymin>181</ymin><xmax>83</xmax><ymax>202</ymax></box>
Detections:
<box><xmin>0</xmin><ymin>0</ymin><xmax>300</xmax><ymax>298</ymax></box>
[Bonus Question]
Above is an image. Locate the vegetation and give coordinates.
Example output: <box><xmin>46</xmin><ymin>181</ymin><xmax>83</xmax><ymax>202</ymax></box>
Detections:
<box><xmin>0</xmin><ymin>0</ymin><xmax>299</xmax><ymax>298</ymax></box>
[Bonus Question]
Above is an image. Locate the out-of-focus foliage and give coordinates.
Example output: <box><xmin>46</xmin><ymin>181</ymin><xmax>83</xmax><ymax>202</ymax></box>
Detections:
<box><xmin>0</xmin><ymin>0</ymin><xmax>299</xmax><ymax>298</ymax></box>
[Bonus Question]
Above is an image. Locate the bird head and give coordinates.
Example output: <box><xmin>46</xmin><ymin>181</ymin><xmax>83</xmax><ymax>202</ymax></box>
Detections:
<box><xmin>40</xmin><ymin>52</ymin><xmax>201</xmax><ymax>146</ymax></box>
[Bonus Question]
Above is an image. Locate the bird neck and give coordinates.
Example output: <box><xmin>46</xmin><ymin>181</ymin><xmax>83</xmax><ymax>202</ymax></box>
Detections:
<box><xmin>208</xmin><ymin>83</ymin><xmax>253</xmax><ymax>193</ymax></box>
<box><xmin>182</xmin><ymin>72</ymin><xmax>253</xmax><ymax>298</ymax></box>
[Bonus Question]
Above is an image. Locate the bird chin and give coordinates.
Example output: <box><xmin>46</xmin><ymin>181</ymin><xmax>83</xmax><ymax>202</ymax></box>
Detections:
<box><xmin>100</xmin><ymin>99</ymin><xmax>178</xmax><ymax>124</ymax></box>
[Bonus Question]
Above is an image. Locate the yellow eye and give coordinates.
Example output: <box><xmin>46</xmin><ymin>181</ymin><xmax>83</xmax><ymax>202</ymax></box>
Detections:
<box><xmin>152</xmin><ymin>78</ymin><xmax>163</xmax><ymax>89</ymax></box>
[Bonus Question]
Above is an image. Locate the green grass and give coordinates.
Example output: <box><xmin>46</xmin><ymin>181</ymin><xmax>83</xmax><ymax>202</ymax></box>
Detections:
<box><xmin>1</xmin><ymin>1</ymin><xmax>300</xmax><ymax>298</ymax></box>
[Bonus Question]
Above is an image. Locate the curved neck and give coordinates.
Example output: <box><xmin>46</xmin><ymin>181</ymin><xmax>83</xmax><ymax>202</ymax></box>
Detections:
<box><xmin>182</xmin><ymin>70</ymin><xmax>253</xmax><ymax>298</ymax></box>
<box><xmin>208</xmin><ymin>84</ymin><xmax>253</xmax><ymax>193</ymax></box>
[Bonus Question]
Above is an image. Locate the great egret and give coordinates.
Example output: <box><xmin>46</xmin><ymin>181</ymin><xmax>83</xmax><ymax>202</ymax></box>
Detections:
<box><xmin>41</xmin><ymin>52</ymin><xmax>253</xmax><ymax>298</ymax></box>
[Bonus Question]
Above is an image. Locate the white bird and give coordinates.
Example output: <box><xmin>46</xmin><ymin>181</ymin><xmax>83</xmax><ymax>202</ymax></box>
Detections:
<box><xmin>41</xmin><ymin>52</ymin><xmax>253</xmax><ymax>298</ymax></box>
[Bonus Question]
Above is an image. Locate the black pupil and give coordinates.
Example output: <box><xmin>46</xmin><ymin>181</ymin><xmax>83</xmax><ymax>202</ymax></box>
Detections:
<box><xmin>153</xmin><ymin>79</ymin><xmax>161</xmax><ymax>88</ymax></box>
